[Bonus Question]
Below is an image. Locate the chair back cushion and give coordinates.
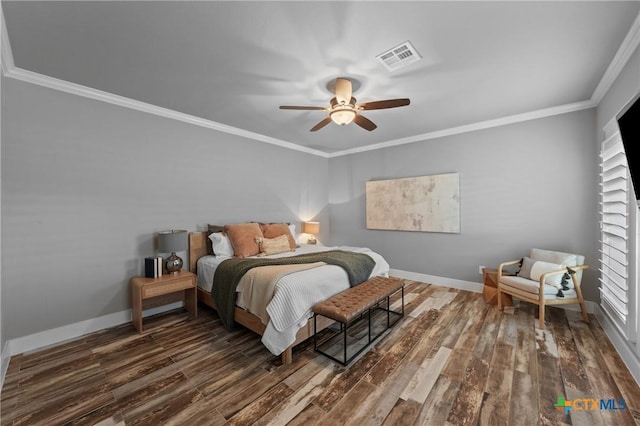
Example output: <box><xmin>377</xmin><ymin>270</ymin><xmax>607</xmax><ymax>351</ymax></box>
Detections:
<box><xmin>530</xmin><ymin>248</ymin><xmax>585</xmax><ymax>287</ymax></box>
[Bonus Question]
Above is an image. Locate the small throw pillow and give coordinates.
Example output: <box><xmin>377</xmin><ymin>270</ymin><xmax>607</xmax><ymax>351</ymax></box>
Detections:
<box><xmin>224</xmin><ymin>223</ymin><xmax>263</xmax><ymax>258</ymax></box>
<box><xmin>260</xmin><ymin>223</ymin><xmax>297</xmax><ymax>249</ymax></box>
<box><xmin>255</xmin><ymin>235</ymin><xmax>294</xmax><ymax>256</ymax></box>
<box><xmin>518</xmin><ymin>257</ymin><xmax>565</xmax><ymax>289</ymax></box>
<box><xmin>208</xmin><ymin>232</ymin><xmax>234</xmax><ymax>257</ymax></box>
<box><xmin>206</xmin><ymin>224</ymin><xmax>225</xmax><ymax>255</ymax></box>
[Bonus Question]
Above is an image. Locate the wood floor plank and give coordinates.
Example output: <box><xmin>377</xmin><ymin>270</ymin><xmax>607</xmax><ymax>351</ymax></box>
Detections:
<box><xmin>446</xmin><ymin>355</ymin><xmax>491</xmax><ymax>425</ymax></box>
<box><xmin>547</xmin><ymin>312</ymin><xmax>592</xmax><ymax>407</ymax></box>
<box><xmin>509</xmin><ymin>370</ymin><xmax>539</xmax><ymax>426</ymax></box>
<box><xmin>415</xmin><ymin>375</ymin><xmax>462</xmax><ymax>426</ymax></box>
<box><xmin>382</xmin><ymin>398</ymin><xmax>422</xmax><ymax>425</ymax></box>
<box><xmin>343</xmin><ymin>353</ymin><xmax>419</xmax><ymax>425</ymax></box>
<box><xmin>253</xmin><ymin>365</ymin><xmax>334</xmax><ymax>426</ymax></box>
<box><xmin>313</xmin><ymin>347</ymin><xmax>382</xmax><ymax>410</ymax></box>
<box><xmin>513</xmin><ymin>303</ymin><xmax>537</xmax><ymax>376</ymax></box>
<box><xmin>585</xmin><ymin>366</ymin><xmax>638</xmax><ymax>426</ymax></box>
<box><xmin>319</xmin><ymin>379</ymin><xmax>378</xmax><ymax>425</ymax></box>
<box><xmin>225</xmin><ymin>382</ymin><xmax>295</xmax><ymax>425</ymax></box>
<box><xmin>362</xmin><ymin>312</ymin><xmax>433</xmax><ymax>387</ymax></box>
<box><xmin>286</xmin><ymin>402</ymin><xmax>326</xmax><ymax>426</ymax></box>
<box><xmin>478</xmin><ymin>341</ymin><xmax>514</xmax><ymax>426</ymax></box>
<box><xmin>400</xmin><ymin>346</ymin><xmax>451</xmax><ymax>403</ymax></box>
<box><xmin>1</xmin><ymin>287</ymin><xmax>638</xmax><ymax>426</ymax></box>
<box><xmin>536</xmin><ymin>351</ymin><xmax>570</xmax><ymax>426</ymax></box>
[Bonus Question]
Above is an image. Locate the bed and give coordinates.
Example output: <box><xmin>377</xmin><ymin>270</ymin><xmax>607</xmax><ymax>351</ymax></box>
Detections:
<box><xmin>187</xmin><ymin>230</ymin><xmax>390</xmax><ymax>365</ymax></box>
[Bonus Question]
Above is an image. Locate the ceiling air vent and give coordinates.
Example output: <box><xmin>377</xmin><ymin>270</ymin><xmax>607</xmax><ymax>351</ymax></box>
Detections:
<box><xmin>376</xmin><ymin>41</ymin><xmax>422</xmax><ymax>71</ymax></box>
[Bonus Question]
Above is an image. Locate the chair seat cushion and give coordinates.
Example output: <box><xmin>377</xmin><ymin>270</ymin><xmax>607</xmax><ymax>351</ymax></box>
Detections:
<box><xmin>500</xmin><ymin>275</ymin><xmax>564</xmax><ymax>296</ymax></box>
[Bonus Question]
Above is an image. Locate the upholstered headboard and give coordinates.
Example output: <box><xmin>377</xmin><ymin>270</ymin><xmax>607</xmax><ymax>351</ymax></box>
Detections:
<box><xmin>188</xmin><ymin>231</ymin><xmax>209</xmax><ymax>274</ymax></box>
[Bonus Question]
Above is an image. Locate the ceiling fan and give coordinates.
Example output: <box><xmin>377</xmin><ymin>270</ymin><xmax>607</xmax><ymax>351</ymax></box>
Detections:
<box><xmin>279</xmin><ymin>78</ymin><xmax>410</xmax><ymax>132</ymax></box>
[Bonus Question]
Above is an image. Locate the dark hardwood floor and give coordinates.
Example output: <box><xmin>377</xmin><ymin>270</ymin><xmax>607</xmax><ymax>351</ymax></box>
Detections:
<box><xmin>1</xmin><ymin>280</ymin><xmax>639</xmax><ymax>425</ymax></box>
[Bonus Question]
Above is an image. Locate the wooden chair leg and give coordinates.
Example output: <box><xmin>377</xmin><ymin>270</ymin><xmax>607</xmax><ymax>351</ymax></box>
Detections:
<box><xmin>497</xmin><ymin>288</ymin><xmax>503</xmax><ymax>311</ymax></box>
<box><xmin>573</xmin><ymin>282</ymin><xmax>589</xmax><ymax>324</ymax></box>
<box><xmin>539</xmin><ymin>303</ymin><xmax>545</xmax><ymax>329</ymax></box>
<box><xmin>578</xmin><ymin>300</ymin><xmax>589</xmax><ymax>323</ymax></box>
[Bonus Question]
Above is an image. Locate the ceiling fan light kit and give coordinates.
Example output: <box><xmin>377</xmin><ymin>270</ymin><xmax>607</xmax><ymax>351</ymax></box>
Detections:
<box><xmin>330</xmin><ymin>108</ymin><xmax>357</xmax><ymax>125</ymax></box>
<box><xmin>279</xmin><ymin>77</ymin><xmax>410</xmax><ymax>132</ymax></box>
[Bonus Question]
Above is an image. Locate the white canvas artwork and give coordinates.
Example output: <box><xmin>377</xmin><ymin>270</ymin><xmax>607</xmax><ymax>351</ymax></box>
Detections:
<box><xmin>366</xmin><ymin>173</ymin><xmax>460</xmax><ymax>233</ymax></box>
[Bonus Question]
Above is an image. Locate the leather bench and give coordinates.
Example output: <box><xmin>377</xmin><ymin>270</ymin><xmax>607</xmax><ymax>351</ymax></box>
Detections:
<box><xmin>312</xmin><ymin>276</ymin><xmax>405</xmax><ymax>365</ymax></box>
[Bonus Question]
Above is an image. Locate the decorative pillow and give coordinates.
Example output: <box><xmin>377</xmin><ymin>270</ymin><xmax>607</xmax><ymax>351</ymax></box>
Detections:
<box><xmin>518</xmin><ymin>257</ymin><xmax>565</xmax><ymax>289</ymax></box>
<box><xmin>208</xmin><ymin>232</ymin><xmax>234</xmax><ymax>257</ymax></box>
<box><xmin>224</xmin><ymin>223</ymin><xmax>263</xmax><ymax>258</ymax></box>
<box><xmin>260</xmin><ymin>222</ymin><xmax>297</xmax><ymax>249</ymax></box>
<box><xmin>206</xmin><ymin>224</ymin><xmax>225</xmax><ymax>255</ymax></box>
<box><xmin>255</xmin><ymin>235</ymin><xmax>294</xmax><ymax>256</ymax></box>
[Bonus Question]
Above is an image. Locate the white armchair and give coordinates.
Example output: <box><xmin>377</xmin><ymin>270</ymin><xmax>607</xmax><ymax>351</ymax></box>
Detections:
<box><xmin>497</xmin><ymin>248</ymin><xmax>589</xmax><ymax>329</ymax></box>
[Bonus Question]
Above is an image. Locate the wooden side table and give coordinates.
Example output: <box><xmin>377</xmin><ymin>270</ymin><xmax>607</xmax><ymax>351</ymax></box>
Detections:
<box><xmin>482</xmin><ymin>268</ymin><xmax>513</xmax><ymax>306</ymax></box>
<box><xmin>130</xmin><ymin>270</ymin><xmax>197</xmax><ymax>333</ymax></box>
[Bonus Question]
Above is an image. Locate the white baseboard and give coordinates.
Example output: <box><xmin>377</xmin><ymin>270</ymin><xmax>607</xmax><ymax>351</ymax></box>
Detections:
<box><xmin>389</xmin><ymin>269</ymin><xmax>484</xmax><ymax>293</ymax></box>
<box><xmin>0</xmin><ymin>341</ymin><xmax>10</xmax><ymax>392</ymax></box>
<box><xmin>389</xmin><ymin>268</ymin><xmax>598</xmax><ymax>315</ymax></box>
<box><xmin>594</xmin><ymin>305</ymin><xmax>640</xmax><ymax>387</ymax></box>
<box><xmin>5</xmin><ymin>302</ymin><xmax>183</xmax><ymax>358</ymax></box>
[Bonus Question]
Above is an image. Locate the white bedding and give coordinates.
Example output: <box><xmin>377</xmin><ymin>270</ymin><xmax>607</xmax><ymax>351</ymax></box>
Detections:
<box><xmin>196</xmin><ymin>244</ymin><xmax>390</xmax><ymax>355</ymax></box>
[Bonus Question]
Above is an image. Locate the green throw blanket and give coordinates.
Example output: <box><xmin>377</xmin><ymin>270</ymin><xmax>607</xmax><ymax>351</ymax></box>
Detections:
<box><xmin>211</xmin><ymin>250</ymin><xmax>376</xmax><ymax>330</ymax></box>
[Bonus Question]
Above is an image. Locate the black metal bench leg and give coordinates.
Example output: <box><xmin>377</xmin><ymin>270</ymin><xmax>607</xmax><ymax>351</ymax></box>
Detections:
<box><xmin>314</xmin><ymin>315</ymin><xmax>317</xmax><ymax>350</ymax></box>
<box><xmin>343</xmin><ymin>320</ymin><xmax>348</xmax><ymax>364</ymax></box>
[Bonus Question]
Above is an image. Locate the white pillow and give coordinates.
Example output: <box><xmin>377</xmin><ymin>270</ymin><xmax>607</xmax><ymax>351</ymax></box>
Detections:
<box><xmin>518</xmin><ymin>257</ymin><xmax>565</xmax><ymax>289</ymax></box>
<box><xmin>208</xmin><ymin>232</ymin><xmax>234</xmax><ymax>257</ymax></box>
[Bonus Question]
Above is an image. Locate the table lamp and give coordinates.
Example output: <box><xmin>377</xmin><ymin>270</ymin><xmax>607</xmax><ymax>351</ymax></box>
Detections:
<box><xmin>303</xmin><ymin>221</ymin><xmax>320</xmax><ymax>244</ymax></box>
<box><xmin>158</xmin><ymin>230</ymin><xmax>188</xmax><ymax>273</ymax></box>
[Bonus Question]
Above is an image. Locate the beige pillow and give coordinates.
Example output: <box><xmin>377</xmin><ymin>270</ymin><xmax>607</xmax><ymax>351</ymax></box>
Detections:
<box><xmin>255</xmin><ymin>235</ymin><xmax>294</xmax><ymax>256</ymax></box>
<box><xmin>260</xmin><ymin>223</ymin><xmax>297</xmax><ymax>249</ymax></box>
<box><xmin>224</xmin><ymin>223</ymin><xmax>263</xmax><ymax>258</ymax></box>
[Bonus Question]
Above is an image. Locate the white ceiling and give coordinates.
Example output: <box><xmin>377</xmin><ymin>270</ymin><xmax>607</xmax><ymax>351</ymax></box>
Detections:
<box><xmin>2</xmin><ymin>1</ymin><xmax>639</xmax><ymax>155</ymax></box>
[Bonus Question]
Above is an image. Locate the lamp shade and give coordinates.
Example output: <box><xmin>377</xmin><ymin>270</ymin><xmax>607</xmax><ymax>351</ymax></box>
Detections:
<box><xmin>303</xmin><ymin>222</ymin><xmax>320</xmax><ymax>235</ymax></box>
<box><xmin>330</xmin><ymin>108</ymin><xmax>356</xmax><ymax>125</ymax></box>
<box><xmin>157</xmin><ymin>230</ymin><xmax>188</xmax><ymax>253</ymax></box>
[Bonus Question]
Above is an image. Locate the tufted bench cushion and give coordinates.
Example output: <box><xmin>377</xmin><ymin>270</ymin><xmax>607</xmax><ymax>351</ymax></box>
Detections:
<box><xmin>312</xmin><ymin>276</ymin><xmax>405</xmax><ymax>323</ymax></box>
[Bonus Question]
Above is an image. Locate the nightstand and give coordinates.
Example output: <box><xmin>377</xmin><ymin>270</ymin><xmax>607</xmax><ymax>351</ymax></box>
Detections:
<box><xmin>482</xmin><ymin>268</ymin><xmax>513</xmax><ymax>306</ymax></box>
<box><xmin>130</xmin><ymin>270</ymin><xmax>197</xmax><ymax>333</ymax></box>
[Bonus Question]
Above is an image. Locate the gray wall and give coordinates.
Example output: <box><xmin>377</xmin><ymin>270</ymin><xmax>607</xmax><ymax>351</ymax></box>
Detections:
<box><xmin>328</xmin><ymin>110</ymin><xmax>600</xmax><ymax>301</ymax></box>
<box><xmin>1</xmin><ymin>78</ymin><xmax>329</xmax><ymax>340</ymax></box>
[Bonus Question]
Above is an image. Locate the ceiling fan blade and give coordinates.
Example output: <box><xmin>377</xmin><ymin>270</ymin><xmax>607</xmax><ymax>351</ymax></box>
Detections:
<box><xmin>353</xmin><ymin>114</ymin><xmax>377</xmax><ymax>131</ymax></box>
<box><xmin>310</xmin><ymin>117</ymin><xmax>333</xmax><ymax>132</ymax></box>
<box><xmin>279</xmin><ymin>105</ymin><xmax>327</xmax><ymax>110</ymax></box>
<box><xmin>335</xmin><ymin>78</ymin><xmax>353</xmax><ymax>105</ymax></box>
<box><xmin>358</xmin><ymin>98</ymin><xmax>410</xmax><ymax>110</ymax></box>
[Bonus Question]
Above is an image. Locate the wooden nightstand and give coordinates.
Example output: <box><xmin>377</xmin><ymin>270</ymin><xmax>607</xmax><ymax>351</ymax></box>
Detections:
<box><xmin>130</xmin><ymin>270</ymin><xmax>197</xmax><ymax>333</ymax></box>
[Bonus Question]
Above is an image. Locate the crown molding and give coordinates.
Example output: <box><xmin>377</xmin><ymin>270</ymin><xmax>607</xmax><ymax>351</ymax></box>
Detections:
<box><xmin>591</xmin><ymin>12</ymin><xmax>640</xmax><ymax>104</ymax></box>
<box><xmin>3</xmin><ymin>66</ymin><xmax>331</xmax><ymax>158</ymax></box>
<box><xmin>327</xmin><ymin>100</ymin><xmax>597</xmax><ymax>158</ymax></box>
<box><xmin>0</xmin><ymin>3</ymin><xmax>15</xmax><ymax>74</ymax></box>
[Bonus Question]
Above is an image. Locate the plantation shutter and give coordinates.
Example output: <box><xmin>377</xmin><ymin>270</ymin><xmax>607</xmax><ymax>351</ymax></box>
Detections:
<box><xmin>599</xmin><ymin>119</ymin><xmax>636</xmax><ymax>341</ymax></box>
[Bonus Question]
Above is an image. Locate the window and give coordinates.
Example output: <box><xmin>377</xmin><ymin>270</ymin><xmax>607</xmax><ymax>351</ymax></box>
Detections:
<box><xmin>599</xmin><ymin>118</ymin><xmax>637</xmax><ymax>342</ymax></box>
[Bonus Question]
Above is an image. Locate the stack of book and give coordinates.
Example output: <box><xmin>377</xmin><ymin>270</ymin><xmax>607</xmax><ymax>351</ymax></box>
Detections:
<box><xmin>144</xmin><ymin>256</ymin><xmax>164</xmax><ymax>278</ymax></box>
